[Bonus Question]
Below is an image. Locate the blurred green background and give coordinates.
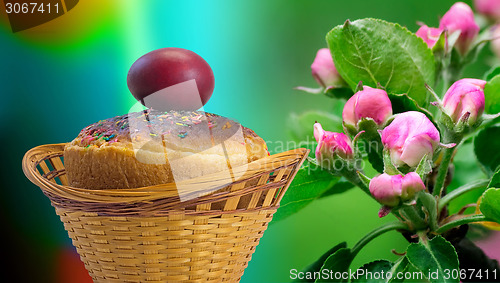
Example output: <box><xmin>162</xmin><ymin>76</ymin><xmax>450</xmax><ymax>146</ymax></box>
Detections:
<box><xmin>0</xmin><ymin>0</ymin><xmax>494</xmax><ymax>282</ymax></box>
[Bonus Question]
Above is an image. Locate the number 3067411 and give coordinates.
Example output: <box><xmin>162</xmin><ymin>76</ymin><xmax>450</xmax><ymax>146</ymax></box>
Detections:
<box><xmin>5</xmin><ymin>2</ymin><xmax>59</xmax><ymax>14</ymax></box>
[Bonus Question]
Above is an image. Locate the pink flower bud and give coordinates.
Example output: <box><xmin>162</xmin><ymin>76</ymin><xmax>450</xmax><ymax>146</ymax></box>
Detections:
<box><xmin>314</xmin><ymin>123</ymin><xmax>353</xmax><ymax>166</ymax></box>
<box><xmin>443</xmin><ymin>78</ymin><xmax>486</xmax><ymax>125</ymax></box>
<box><xmin>311</xmin><ymin>48</ymin><xmax>345</xmax><ymax>88</ymax></box>
<box><xmin>342</xmin><ymin>86</ymin><xmax>393</xmax><ymax>128</ymax></box>
<box><xmin>490</xmin><ymin>25</ymin><xmax>500</xmax><ymax>58</ymax></box>
<box><xmin>416</xmin><ymin>25</ymin><xmax>444</xmax><ymax>49</ymax></box>
<box><xmin>475</xmin><ymin>0</ymin><xmax>500</xmax><ymax>20</ymax></box>
<box><xmin>369</xmin><ymin>172</ymin><xmax>426</xmax><ymax>207</ymax></box>
<box><xmin>401</xmin><ymin>172</ymin><xmax>427</xmax><ymax>200</ymax></box>
<box><xmin>370</xmin><ymin>174</ymin><xmax>402</xmax><ymax>207</ymax></box>
<box><xmin>381</xmin><ymin>111</ymin><xmax>440</xmax><ymax>167</ymax></box>
<box><xmin>439</xmin><ymin>2</ymin><xmax>480</xmax><ymax>55</ymax></box>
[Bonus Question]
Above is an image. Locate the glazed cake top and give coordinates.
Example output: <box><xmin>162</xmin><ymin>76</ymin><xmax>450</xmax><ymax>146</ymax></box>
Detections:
<box><xmin>71</xmin><ymin>109</ymin><xmax>264</xmax><ymax>153</ymax></box>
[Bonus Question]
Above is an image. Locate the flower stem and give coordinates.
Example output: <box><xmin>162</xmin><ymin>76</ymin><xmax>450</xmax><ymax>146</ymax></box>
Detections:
<box><xmin>441</xmin><ymin>72</ymin><xmax>451</xmax><ymax>98</ymax></box>
<box><xmin>351</xmin><ymin>221</ymin><xmax>409</xmax><ymax>257</ymax></box>
<box><xmin>399</xmin><ymin>205</ymin><xmax>427</xmax><ymax>230</ymax></box>
<box><xmin>433</xmin><ymin>146</ymin><xmax>455</xmax><ymax>197</ymax></box>
<box><xmin>342</xmin><ymin>168</ymin><xmax>370</xmax><ymax>196</ymax></box>
<box><xmin>435</xmin><ymin>214</ymin><xmax>487</xmax><ymax>234</ymax></box>
<box><xmin>438</xmin><ymin>179</ymin><xmax>489</xmax><ymax>212</ymax></box>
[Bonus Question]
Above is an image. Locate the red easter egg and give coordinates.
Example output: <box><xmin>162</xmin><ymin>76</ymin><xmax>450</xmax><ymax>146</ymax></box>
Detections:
<box><xmin>127</xmin><ymin>48</ymin><xmax>215</xmax><ymax>111</ymax></box>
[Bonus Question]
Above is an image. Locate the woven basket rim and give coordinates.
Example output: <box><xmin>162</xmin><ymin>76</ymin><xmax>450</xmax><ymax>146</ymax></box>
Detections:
<box><xmin>22</xmin><ymin>143</ymin><xmax>309</xmax><ymax>205</ymax></box>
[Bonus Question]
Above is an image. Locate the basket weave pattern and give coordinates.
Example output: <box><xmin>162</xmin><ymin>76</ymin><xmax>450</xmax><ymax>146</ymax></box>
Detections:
<box><xmin>23</xmin><ymin>144</ymin><xmax>308</xmax><ymax>282</ymax></box>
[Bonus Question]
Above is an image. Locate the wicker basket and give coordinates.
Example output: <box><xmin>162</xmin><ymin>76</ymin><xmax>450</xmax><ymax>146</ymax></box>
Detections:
<box><xmin>22</xmin><ymin>144</ymin><xmax>308</xmax><ymax>282</ymax></box>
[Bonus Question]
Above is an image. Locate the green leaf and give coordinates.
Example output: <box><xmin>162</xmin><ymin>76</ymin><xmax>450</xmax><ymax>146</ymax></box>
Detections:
<box><xmin>319</xmin><ymin>179</ymin><xmax>354</xmax><ymax>198</ymax></box>
<box><xmin>484</xmin><ymin>74</ymin><xmax>500</xmax><ymax>114</ymax></box>
<box><xmin>367</xmin><ymin>149</ymin><xmax>384</xmax><ymax>173</ymax></box>
<box><xmin>432</xmin><ymin>30</ymin><xmax>447</xmax><ymax>58</ymax></box>
<box><xmin>357</xmin><ymin>171</ymin><xmax>372</xmax><ymax>189</ymax></box>
<box><xmin>327</xmin><ymin>18</ymin><xmax>435</xmax><ymax>107</ymax></box>
<box><xmin>389</xmin><ymin>93</ymin><xmax>420</xmax><ymax>114</ymax></box>
<box><xmin>352</xmin><ymin>260</ymin><xmax>393</xmax><ymax>283</ymax></box>
<box><xmin>390</xmin><ymin>93</ymin><xmax>435</xmax><ymax>121</ymax></box>
<box><xmin>474</xmin><ymin>126</ymin><xmax>500</xmax><ymax>175</ymax></box>
<box><xmin>294</xmin><ymin>242</ymin><xmax>348</xmax><ymax>282</ymax></box>
<box><xmin>406</xmin><ymin>236</ymin><xmax>459</xmax><ymax>283</ymax></box>
<box><xmin>272</xmin><ymin>160</ymin><xmax>340</xmax><ymax>222</ymax></box>
<box><xmin>286</xmin><ymin>110</ymin><xmax>344</xmax><ymax>147</ymax></box>
<box><xmin>316</xmin><ymin>248</ymin><xmax>353</xmax><ymax>282</ymax></box>
<box><xmin>479</xmin><ymin>188</ymin><xmax>500</xmax><ymax>224</ymax></box>
<box><xmin>388</xmin><ymin>92</ymin><xmax>439</xmax><ymax>131</ymax></box>
<box><xmin>387</xmin><ymin>257</ymin><xmax>410</xmax><ymax>283</ymax></box>
<box><xmin>357</xmin><ymin>119</ymin><xmax>384</xmax><ymax>173</ymax></box>
<box><xmin>488</xmin><ymin>170</ymin><xmax>500</xmax><ymax>188</ymax></box>
<box><xmin>484</xmin><ymin>66</ymin><xmax>500</xmax><ymax>81</ymax></box>
<box><xmin>357</xmin><ymin>118</ymin><xmax>380</xmax><ymax>139</ymax></box>
<box><xmin>354</xmin><ymin>81</ymin><xmax>364</xmax><ymax>93</ymax></box>
<box><xmin>324</xmin><ymin>87</ymin><xmax>354</xmax><ymax>100</ymax></box>
<box><xmin>383</xmin><ymin>149</ymin><xmax>402</xmax><ymax>175</ymax></box>
<box><xmin>415</xmin><ymin>154</ymin><xmax>432</xmax><ymax>181</ymax></box>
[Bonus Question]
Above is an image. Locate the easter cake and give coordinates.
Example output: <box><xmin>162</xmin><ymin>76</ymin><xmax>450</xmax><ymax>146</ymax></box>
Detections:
<box><xmin>64</xmin><ymin>109</ymin><xmax>268</xmax><ymax>190</ymax></box>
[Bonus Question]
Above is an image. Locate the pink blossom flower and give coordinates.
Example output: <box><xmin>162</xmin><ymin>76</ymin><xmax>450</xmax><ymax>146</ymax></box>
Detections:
<box><xmin>342</xmin><ymin>86</ymin><xmax>393</xmax><ymax>128</ymax></box>
<box><xmin>439</xmin><ymin>2</ymin><xmax>480</xmax><ymax>54</ymax></box>
<box><xmin>381</xmin><ymin>111</ymin><xmax>440</xmax><ymax>167</ymax></box>
<box><xmin>443</xmin><ymin>78</ymin><xmax>486</xmax><ymax>125</ymax></box>
<box><xmin>314</xmin><ymin>123</ymin><xmax>353</xmax><ymax>166</ymax></box>
<box><xmin>416</xmin><ymin>25</ymin><xmax>444</xmax><ymax>49</ymax></box>
<box><xmin>369</xmin><ymin>172</ymin><xmax>426</xmax><ymax>207</ymax></box>
<box><xmin>474</xmin><ymin>0</ymin><xmax>500</xmax><ymax>20</ymax></box>
<box><xmin>311</xmin><ymin>48</ymin><xmax>344</xmax><ymax>88</ymax></box>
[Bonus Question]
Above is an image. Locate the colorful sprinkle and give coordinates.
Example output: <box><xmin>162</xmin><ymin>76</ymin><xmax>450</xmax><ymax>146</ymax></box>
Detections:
<box><xmin>78</xmin><ymin>110</ymin><xmax>245</xmax><ymax>147</ymax></box>
<box><xmin>222</xmin><ymin>121</ymin><xmax>232</xmax><ymax>130</ymax></box>
<box><xmin>208</xmin><ymin>121</ymin><xmax>217</xmax><ymax>129</ymax></box>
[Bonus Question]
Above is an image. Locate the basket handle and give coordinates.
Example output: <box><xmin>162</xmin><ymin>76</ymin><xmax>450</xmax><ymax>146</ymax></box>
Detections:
<box><xmin>22</xmin><ymin>143</ymin><xmax>66</xmax><ymax>190</ymax></box>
